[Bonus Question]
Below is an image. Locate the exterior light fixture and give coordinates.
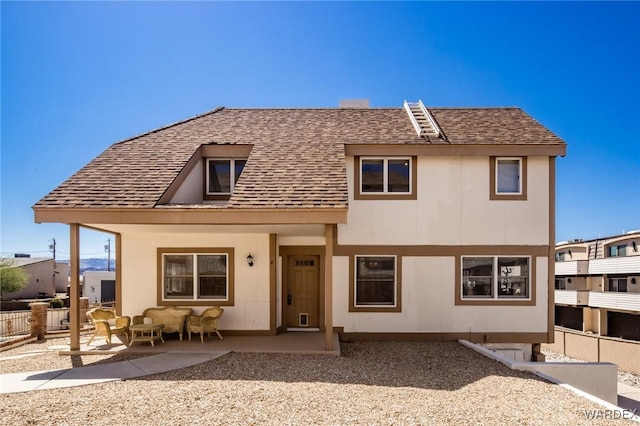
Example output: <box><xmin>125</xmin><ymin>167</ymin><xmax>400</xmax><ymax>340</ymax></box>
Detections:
<box><xmin>632</xmin><ymin>278</ymin><xmax>637</xmax><ymax>285</ymax></box>
<box><xmin>247</xmin><ymin>254</ymin><xmax>254</xmax><ymax>267</ymax></box>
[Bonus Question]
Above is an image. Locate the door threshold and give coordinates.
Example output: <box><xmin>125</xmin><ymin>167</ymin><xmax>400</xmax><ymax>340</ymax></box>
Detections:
<box><xmin>287</xmin><ymin>327</ymin><xmax>320</xmax><ymax>332</ymax></box>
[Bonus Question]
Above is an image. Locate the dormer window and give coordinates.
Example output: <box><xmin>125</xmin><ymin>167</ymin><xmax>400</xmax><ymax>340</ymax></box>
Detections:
<box><xmin>206</xmin><ymin>159</ymin><xmax>246</xmax><ymax>195</ymax></box>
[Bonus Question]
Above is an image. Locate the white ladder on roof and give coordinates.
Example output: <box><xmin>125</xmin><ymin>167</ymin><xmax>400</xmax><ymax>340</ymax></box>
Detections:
<box><xmin>404</xmin><ymin>100</ymin><xmax>443</xmax><ymax>139</ymax></box>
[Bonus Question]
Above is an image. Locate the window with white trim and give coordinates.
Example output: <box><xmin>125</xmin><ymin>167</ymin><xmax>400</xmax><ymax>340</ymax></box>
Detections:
<box><xmin>162</xmin><ymin>252</ymin><xmax>230</xmax><ymax>301</ymax></box>
<box><xmin>462</xmin><ymin>256</ymin><xmax>530</xmax><ymax>299</ymax></box>
<box><xmin>355</xmin><ymin>256</ymin><xmax>397</xmax><ymax>306</ymax></box>
<box><xmin>360</xmin><ymin>157</ymin><xmax>411</xmax><ymax>194</ymax></box>
<box><xmin>495</xmin><ymin>157</ymin><xmax>522</xmax><ymax>195</ymax></box>
<box><xmin>206</xmin><ymin>158</ymin><xmax>246</xmax><ymax>195</ymax></box>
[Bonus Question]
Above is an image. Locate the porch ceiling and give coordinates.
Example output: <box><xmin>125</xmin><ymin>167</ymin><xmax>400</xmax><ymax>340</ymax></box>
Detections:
<box><xmin>85</xmin><ymin>223</ymin><xmax>327</xmax><ymax>237</ymax></box>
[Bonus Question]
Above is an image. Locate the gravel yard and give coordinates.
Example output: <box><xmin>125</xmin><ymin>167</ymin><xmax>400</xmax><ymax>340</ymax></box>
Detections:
<box><xmin>0</xmin><ymin>338</ymin><xmax>636</xmax><ymax>425</ymax></box>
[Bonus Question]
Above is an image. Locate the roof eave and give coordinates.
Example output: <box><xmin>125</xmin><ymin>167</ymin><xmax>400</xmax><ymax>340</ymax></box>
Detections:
<box><xmin>33</xmin><ymin>207</ymin><xmax>348</xmax><ymax>226</ymax></box>
<box><xmin>345</xmin><ymin>143</ymin><xmax>566</xmax><ymax>157</ymax></box>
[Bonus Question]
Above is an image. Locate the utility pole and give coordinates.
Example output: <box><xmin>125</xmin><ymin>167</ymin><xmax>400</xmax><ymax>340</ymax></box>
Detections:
<box><xmin>104</xmin><ymin>238</ymin><xmax>111</xmax><ymax>272</ymax></box>
<box><xmin>49</xmin><ymin>238</ymin><xmax>56</xmax><ymax>264</ymax></box>
<box><xmin>49</xmin><ymin>238</ymin><xmax>57</xmax><ymax>296</ymax></box>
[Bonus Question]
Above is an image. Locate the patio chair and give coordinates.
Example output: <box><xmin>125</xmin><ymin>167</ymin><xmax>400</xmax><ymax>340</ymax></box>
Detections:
<box><xmin>186</xmin><ymin>306</ymin><xmax>224</xmax><ymax>343</ymax></box>
<box><xmin>132</xmin><ymin>306</ymin><xmax>192</xmax><ymax>341</ymax></box>
<box><xmin>86</xmin><ymin>307</ymin><xmax>131</xmax><ymax>348</ymax></box>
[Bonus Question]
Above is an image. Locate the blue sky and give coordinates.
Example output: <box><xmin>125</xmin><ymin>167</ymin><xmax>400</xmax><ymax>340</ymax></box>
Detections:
<box><xmin>1</xmin><ymin>1</ymin><xmax>639</xmax><ymax>260</ymax></box>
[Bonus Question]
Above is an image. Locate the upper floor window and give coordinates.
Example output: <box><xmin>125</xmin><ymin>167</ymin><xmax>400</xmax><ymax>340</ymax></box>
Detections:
<box><xmin>462</xmin><ymin>256</ymin><xmax>530</xmax><ymax>299</ymax></box>
<box><xmin>206</xmin><ymin>159</ymin><xmax>246</xmax><ymax>195</ymax></box>
<box><xmin>608</xmin><ymin>244</ymin><xmax>627</xmax><ymax>257</ymax></box>
<box><xmin>496</xmin><ymin>158</ymin><xmax>521</xmax><ymax>194</ymax></box>
<box><xmin>361</xmin><ymin>157</ymin><xmax>411</xmax><ymax>194</ymax></box>
<box><xmin>355</xmin><ymin>156</ymin><xmax>417</xmax><ymax>200</ymax></box>
<box><xmin>490</xmin><ymin>157</ymin><xmax>527</xmax><ymax>200</ymax></box>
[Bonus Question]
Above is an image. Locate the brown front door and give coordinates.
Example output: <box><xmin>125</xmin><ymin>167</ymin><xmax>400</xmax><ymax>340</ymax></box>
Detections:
<box><xmin>287</xmin><ymin>255</ymin><xmax>319</xmax><ymax>328</ymax></box>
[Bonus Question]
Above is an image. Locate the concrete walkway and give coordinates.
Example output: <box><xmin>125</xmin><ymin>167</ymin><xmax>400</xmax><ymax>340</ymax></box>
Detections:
<box><xmin>0</xmin><ymin>351</ymin><xmax>228</xmax><ymax>394</ymax></box>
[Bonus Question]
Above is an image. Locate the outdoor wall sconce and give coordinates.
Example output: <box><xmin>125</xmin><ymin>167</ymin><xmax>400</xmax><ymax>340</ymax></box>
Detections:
<box><xmin>633</xmin><ymin>242</ymin><xmax>638</xmax><ymax>252</ymax></box>
<box><xmin>247</xmin><ymin>254</ymin><xmax>254</xmax><ymax>267</ymax></box>
<box><xmin>90</xmin><ymin>286</ymin><xmax>95</xmax><ymax>292</ymax></box>
<box><xmin>632</xmin><ymin>278</ymin><xmax>637</xmax><ymax>285</ymax></box>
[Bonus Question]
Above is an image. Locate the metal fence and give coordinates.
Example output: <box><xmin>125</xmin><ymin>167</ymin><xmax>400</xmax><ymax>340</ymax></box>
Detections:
<box><xmin>0</xmin><ymin>310</ymin><xmax>32</xmax><ymax>339</ymax></box>
<box><xmin>0</xmin><ymin>308</ymin><xmax>73</xmax><ymax>341</ymax></box>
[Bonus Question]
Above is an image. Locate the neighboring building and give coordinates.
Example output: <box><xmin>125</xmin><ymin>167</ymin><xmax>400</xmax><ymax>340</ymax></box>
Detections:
<box><xmin>83</xmin><ymin>271</ymin><xmax>116</xmax><ymax>305</ymax></box>
<box><xmin>33</xmin><ymin>101</ymin><xmax>566</xmax><ymax>351</ymax></box>
<box><xmin>555</xmin><ymin>231</ymin><xmax>640</xmax><ymax>341</ymax></box>
<box><xmin>0</xmin><ymin>256</ymin><xmax>69</xmax><ymax>300</ymax></box>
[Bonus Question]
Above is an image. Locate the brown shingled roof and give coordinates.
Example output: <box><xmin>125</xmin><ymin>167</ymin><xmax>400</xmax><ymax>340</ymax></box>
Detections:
<box><xmin>429</xmin><ymin>108</ymin><xmax>565</xmax><ymax>145</ymax></box>
<box><xmin>33</xmin><ymin>106</ymin><xmax>565</xmax><ymax>211</ymax></box>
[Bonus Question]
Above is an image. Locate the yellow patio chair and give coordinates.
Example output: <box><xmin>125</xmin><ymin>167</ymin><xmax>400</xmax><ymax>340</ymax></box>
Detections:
<box><xmin>86</xmin><ymin>307</ymin><xmax>131</xmax><ymax>347</ymax></box>
<box><xmin>186</xmin><ymin>306</ymin><xmax>223</xmax><ymax>343</ymax></box>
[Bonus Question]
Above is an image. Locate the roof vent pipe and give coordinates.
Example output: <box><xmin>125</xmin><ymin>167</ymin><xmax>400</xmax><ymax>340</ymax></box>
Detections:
<box><xmin>339</xmin><ymin>99</ymin><xmax>370</xmax><ymax>108</ymax></box>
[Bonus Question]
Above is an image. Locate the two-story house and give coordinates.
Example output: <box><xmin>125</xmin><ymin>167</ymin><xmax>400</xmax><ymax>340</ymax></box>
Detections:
<box><xmin>33</xmin><ymin>100</ymin><xmax>566</xmax><ymax>353</ymax></box>
<box><xmin>554</xmin><ymin>231</ymin><xmax>640</xmax><ymax>341</ymax></box>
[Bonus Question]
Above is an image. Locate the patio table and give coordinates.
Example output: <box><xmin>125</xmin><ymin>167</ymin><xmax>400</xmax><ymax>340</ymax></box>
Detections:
<box><xmin>129</xmin><ymin>323</ymin><xmax>165</xmax><ymax>347</ymax></box>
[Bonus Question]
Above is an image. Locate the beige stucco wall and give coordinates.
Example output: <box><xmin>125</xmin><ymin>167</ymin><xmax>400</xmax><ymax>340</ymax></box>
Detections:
<box><xmin>121</xmin><ymin>231</ymin><xmax>272</xmax><ymax>331</ymax></box>
<box><xmin>83</xmin><ymin>271</ymin><xmax>116</xmax><ymax>304</ymax></box>
<box><xmin>114</xmin><ymin>154</ymin><xmax>552</xmax><ymax>335</ymax></box>
<box><xmin>588</xmin><ymin>276</ymin><xmax>604</xmax><ymax>292</ymax></box>
<box><xmin>339</xmin><ymin>156</ymin><xmax>550</xmax><ymax>246</ymax></box>
<box><xmin>169</xmin><ymin>159</ymin><xmax>203</xmax><ymax>204</ymax></box>
<box><xmin>332</xmin><ymin>256</ymin><xmax>549</xmax><ymax>334</ymax></box>
<box><xmin>565</xmin><ymin>276</ymin><xmax>588</xmax><ymax>291</ymax></box>
<box><xmin>278</xmin><ymin>236</ymin><xmax>325</xmax><ymax>246</ymax></box>
<box><xmin>587</xmin><ymin>308</ymin><xmax>600</xmax><ymax>333</ymax></box>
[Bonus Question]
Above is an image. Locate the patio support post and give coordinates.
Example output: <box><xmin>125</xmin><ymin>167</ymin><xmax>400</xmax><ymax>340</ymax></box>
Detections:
<box><xmin>324</xmin><ymin>224</ymin><xmax>334</xmax><ymax>351</ymax></box>
<box><xmin>69</xmin><ymin>223</ymin><xmax>81</xmax><ymax>350</ymax></box>
<box><xmin>115</xmin><ymin>233</ymin><xmax>122</xmax><ymax>316</ymax></box>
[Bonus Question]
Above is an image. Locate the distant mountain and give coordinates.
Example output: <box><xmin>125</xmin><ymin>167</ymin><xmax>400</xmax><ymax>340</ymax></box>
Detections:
<box><xmin>81</xmin><ymin>258</ymin><xmax>116</xmax><ymax>273</ymax></box>
<box><xmin>58</xmin><ymin>258</ymin><xmax>116</xmax><ymax>274</ymax></box>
